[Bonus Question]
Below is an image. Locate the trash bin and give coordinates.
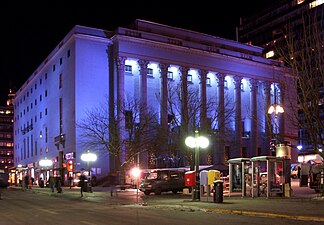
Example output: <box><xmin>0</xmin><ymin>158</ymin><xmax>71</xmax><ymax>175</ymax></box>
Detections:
<box><xmin>213</xmin><ymin>180</ymin><xmax>223</xmax><ymax>203</ymax></box>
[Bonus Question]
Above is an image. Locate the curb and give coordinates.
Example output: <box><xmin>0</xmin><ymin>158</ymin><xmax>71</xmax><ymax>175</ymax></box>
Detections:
<box><xmin>203</xmin><ymin>208</ymin><xmax>324</xmax><ymax>222</ymax></box>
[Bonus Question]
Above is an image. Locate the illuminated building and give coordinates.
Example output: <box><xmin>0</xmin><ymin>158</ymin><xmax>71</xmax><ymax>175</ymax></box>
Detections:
<box><xmin>13</xmin><ymin>19</ymin><xmax>297</xmax><ymax>182</ymax></box>
<box><xmin>0</xmin><ymin>90</ymin><xmax>15</xmax><ymax>172</ymax></box>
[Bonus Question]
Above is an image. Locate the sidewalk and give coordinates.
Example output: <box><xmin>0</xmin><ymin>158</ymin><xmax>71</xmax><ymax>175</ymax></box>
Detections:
<box><xmin>9</xmin><ymin>181</ymin><xmax>324</xmax><ymax>223</ymax></box>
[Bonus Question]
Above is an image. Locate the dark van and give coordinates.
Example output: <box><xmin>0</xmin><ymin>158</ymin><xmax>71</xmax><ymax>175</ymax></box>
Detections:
<box><xmin>0</xmin><ymin>169</ymin><xmax>9</xmax><ymax>188</ymax></box>
<box><xmin>139</xmin><ymin>168</ymin><xmax>186</xmax><ymax>195</ymax></box>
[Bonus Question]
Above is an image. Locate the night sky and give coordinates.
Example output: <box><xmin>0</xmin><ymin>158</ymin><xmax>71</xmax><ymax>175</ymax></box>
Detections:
<box><xmin>1</xmin><ymin>2</ymin><xmax>283</xmax><ymax>105</ymax></box>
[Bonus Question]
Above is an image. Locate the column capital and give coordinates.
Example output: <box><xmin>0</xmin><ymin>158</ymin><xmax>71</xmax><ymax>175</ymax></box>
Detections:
<box><xmin>159</xmin><ymin>63</ymin><xmax>170</xmax><ymax>74</ymax></box>
<box><xmin>216</xmin><ymin>73</ymin><xmax>226</xmax><ymax>85</ymax></box>
<box><xmin>116</xmin><ymin>56</ymin><xmax>126</xmax><ymax>70</ymax></box>
<box><xmin>249</xmin><ymin>78</ymin><xmax>259</xmax><ymax>90</ymax></box>
<box><xmin>138</xmin><ymin>59</ymin><xmax>149</xmax><ymax>69</ymax></box>
<box><xmin>233</xmin><ymin>76</ymin><xmax>242</xmax><ymax>89</ymax></box>
<box><xmin>179</xmin><ymin>66</ymin><xmax>189</xmax><ymax>76</ymax></box>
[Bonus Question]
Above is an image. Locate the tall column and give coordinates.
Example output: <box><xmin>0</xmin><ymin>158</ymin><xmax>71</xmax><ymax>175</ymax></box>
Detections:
<box><xmin>264</xmin><ymin>81</ymin><xmax>272</xmax><ymax>155</ymax></box>
<box><xmin>199</xmin><ymin>70</ymin><xmax>208</xmax><ymax>132</ymax></box>
<box><xmin>179</xmin><ymin>66</ymin><xmax>189</xmax><ymax>135</ymax></box>
<box><xmin>159</xmin><ymin>63</ymin><xmax>169</xmax><ymax>131</ymax></box>
<box><xmin>250</xmin><ymin>79</ymin><xmax>259</xmax><ymax>156</ymax></box>
<box><xmin>233</xmin><ymin>76</ymin><xmax>242</xmax><ymax>158</ymax></box>
<box><xmin>278</xmin><ymin>83</ymin><xmax>285</xmax><ymax>143</ymax></box>
<box><xmin>216</xmin><ymin>73</ymin><xmax>226</xmax><ymax>165</ymax></box>
<box><xmin>138</xmin><ymin>60</ymin><xmax>149</xmax><ymax>112</ymax></box>
<box><xmin>179</xmin><ymin>66</ymin><xmax>189</xmax><ymax>165</ymax></box>
<box><xmin>138</xmin><ymin>59</ymin><xmax>149</xmax><ymax>169</ymax></box>
<box><xmin>159</xmin><ymin>63</ymin><xmax>169</xmax><ymax>155</ymax></box>
<box><xmin>199</xmin><ymin>69</ymin><xmax>208</xmax><ymax>165</ymax></box>
<box><xmin>116</xmin><ymin>56</ymin><xmax>126</xmax><ymax>171</ymax></box>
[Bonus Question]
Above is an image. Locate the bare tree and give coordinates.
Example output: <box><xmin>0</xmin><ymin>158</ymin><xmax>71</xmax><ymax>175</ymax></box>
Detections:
<box><xmin>276</xmin><ymin>11</ymin><xmax>324</xmax><ymax>158</ymax></box>
<box><xmin>77</xmin><ymin>95</ymin><xmax>160</xmax><ymax>184</ymax></box>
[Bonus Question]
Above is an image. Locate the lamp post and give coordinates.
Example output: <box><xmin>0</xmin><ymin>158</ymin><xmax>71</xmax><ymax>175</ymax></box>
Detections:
<box><xmin>267</xmin><ymin>84</ymin><xmax>284</xmax><ymax>146</ymax></box>
<box><xmin>131</xmin><ymin>167</ymin><xmax>141</xmax><ymax>205</ymax></box>
<box><xmin>185</xmin><ymin>130</ymin><xmax>209</xmax><ymax>201</ymax></box>
<box><xmin>39</xmin><ymin>158</ymin><xmax>53</xmax><ymax>182</ymax></box>
<box><xmin>81</xmin><ymin>150</ymin><xmax>97</xmax><ymax>193</ymax></box>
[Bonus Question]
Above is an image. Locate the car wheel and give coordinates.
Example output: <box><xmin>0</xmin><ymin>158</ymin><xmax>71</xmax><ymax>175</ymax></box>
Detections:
<box><xmin>154</xmin><ymin>188</ymin><xmax>162</xmax><ymax>195</ymax></box>
<box><xmin>144</xmin><ymin>191</ymin><xmax>151</xmax><ymax>195</ymax></box>
<box><xmin>172</xmin><ymin>190</ymin><xmax>178</xmax><ymax>194</ymax></box>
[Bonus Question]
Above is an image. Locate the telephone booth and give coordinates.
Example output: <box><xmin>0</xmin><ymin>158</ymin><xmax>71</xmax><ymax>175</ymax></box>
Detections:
<box><xmin>228</xmin><ymin>158</ymin><xmax>251</xmax><ymax>197</ymax></box>
<box><xmin>250</xmin><ymin>156</ymin><xmax>285</xmax><ymax>198</ymax></box>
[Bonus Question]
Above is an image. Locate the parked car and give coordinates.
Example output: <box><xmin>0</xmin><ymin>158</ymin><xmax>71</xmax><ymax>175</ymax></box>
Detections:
<box><xmin>139</xmin><ymin>168</ymin><xmax>186</xmax><ymax>195</ymax></box>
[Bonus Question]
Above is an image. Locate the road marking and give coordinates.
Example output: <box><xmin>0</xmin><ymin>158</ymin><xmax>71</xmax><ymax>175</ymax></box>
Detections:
<box><xmin>38</xmin><ymin>208</ymin><xmax>59</xmax><ymax>215</ymax></box>
<box><xmin>204</xmin><ymin>208</ymin><xmax>324</xmax><ymax>222</ymax></box>
<box><xmin>80</xmin><ymin>221</ymin><xmax>96</xmax><ymax>225</ymax></box>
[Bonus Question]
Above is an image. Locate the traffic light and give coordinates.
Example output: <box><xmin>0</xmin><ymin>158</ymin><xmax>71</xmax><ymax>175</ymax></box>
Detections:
<box><xmin>67</xmin><ymin>160</ymin><xmax>73</xmax><ymax>172</ymax></box>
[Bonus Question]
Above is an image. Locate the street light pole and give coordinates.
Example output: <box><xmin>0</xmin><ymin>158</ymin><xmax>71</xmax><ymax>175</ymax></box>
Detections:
<box><xmin>81</xmin><ymin>150</ymin><xmax>97</xmax><ymax>193</ymax></box>
<box><xmin>185</xmin><ymin>130</ymin><xmax>209</xmax><ymax>201</ymax></box>
<box><xmin>194</xmin><ymin>131</ymin><xmax>200</xmax><ymax>201</ymax></box>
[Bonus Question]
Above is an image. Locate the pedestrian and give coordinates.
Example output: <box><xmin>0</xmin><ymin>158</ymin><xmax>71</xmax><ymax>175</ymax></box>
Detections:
<box><xmin>79</xmin><ymin>174</ymin><xmax>86</xmax><ymax>197</ymax></box>
<box><xmin>24</xmin><ymin>175</ymin><xmax>29</xmax><ymax>190</ymax></box>
<box><xmin>68</xmin><ymin>176</ymin><xmax>73</xmax><ymax>189</ymax></box>
<box><xmin>48</xmin><ymin>175</ymin><xmax>55</xmax><ymax>192</ymax></box>
<box><xmin>56</xmin><ymin>176</ymin><xmax>62</xmax><ymax>193</ymax></box>
<box><xmin>39</xmin><ymin>178</ymin><xmax>44</xmax><ymax>188</ymax></box>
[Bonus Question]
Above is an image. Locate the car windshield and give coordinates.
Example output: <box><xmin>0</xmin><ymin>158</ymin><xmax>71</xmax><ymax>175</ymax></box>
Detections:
<box><xmin>145</xmin><ymin>172</ymin><xmax>158</xmax><ymax>180</ymax></box>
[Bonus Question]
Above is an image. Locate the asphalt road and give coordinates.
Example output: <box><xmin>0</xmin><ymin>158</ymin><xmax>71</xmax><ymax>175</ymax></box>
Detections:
<box><xmin>0</xmin><ymin>182</ymin><xmax>323</xmax><ymax>225</ymax></box>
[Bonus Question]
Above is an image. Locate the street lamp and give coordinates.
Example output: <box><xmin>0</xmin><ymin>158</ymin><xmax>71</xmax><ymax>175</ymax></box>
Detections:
<box><xmin>268</xmin><ymin>84</ymin><xmax>284</xmax><ymax>145</ymax></box>
<box><xmin>39</xmin><ymin>158</ymin><xmax>53</xmax><ymax>167</ymax></box>
<box><xmin>131</xmin><ymin>167</ymin><xmax>141</xmax><ymax>205</ymax></box>
<box><xmin>39</xmin><ymin>158</ymin><xmax>53</xmax><ymax>185</ymax></box>
<box><xmin>185</xmin><ymin>130</ymin><xmax>209</xmax><ymax>201</ymax></box>
<box><xmin>81</xmin><ymin>150</ymin><xmax>97</xmax><ymax>193</ymax></box>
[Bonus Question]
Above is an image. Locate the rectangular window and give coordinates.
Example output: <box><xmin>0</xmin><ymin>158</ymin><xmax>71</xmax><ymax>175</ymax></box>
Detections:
<box><xmin>27</xmin><ymin>137</ymin><xmax>29</xmax><ymax>158</ymax></box>
<box><xmin>125</xmin><ymin>65</ymin><xmax>132</xmax><ymax>72</ymax></box>
<box><xmin>60</xmin><ymin>57</ymin><xmax>63</xmax><ymax>65</ymax></box>
<box><xmin>45</xmin><ymin>108</ymin><xmax>47</xmax><ymax>115</ymax></box>
<box><xmin>60</xmin><ymin>98</ymin><xmax>63</xmax><ymax>134</ymax></box>
<box><xmin>35</xmin><ymin>141</ymin><xmax>37</xmax><ymax>156</ymax></box>
<box><xmin>224</xmin><ymin>80</ymin><xmax>228</xmax><ymax>89</ymax></box>
<box><xmin>147</xmin><ymin>68</ymin><xmax>153</xmax><ymax>76</ymax></box>
<box><xmin>45</xmin><ymin>73</ymin><xmax>48</xmax><ymax>80</ymax></box>
<box><xmin>45</xmin><ymin>90</ymin><xmax>48</xmax><ymax>97</ymax></box>
<box><xmin>40</xmin><ymin>78</ymin><xmax>42</xmax><ymax>85</ymax></box>
<box><xmin>53</xmin><ymin>64</ymin><xmax>56</xmax><ymax>71</ymax></box>
<box><xmin>187</xmin><ymin>74</ymin><xmax>193</xmax><ymax>83</ymax></box>
<box><xmin>45</xmin><ymin>127</ymin><xmax>48</xmax><ymax>143</ymax></box>
<box><xmin>67</xmin><ymin>50</ymin><xmax>70</xmax><ymax>58</ymax></box>
<box><xmin>206</xmin><ymin>77</ymin><xmax>211</xmax><ymax>85</ymax></box>
<box><xmin>59</xmin><ymin>74</ymin><xmax>62</xmax><ymax>89</ymax></box>
<box><xmin>167</xmin><ymin>71</ymin><xmax>173</xmax><ymax>80</ymax></box>
<box><xmin>125</xmin><ymin>110</ymin><xmax>133</xmax><ymax>129</ymax></box>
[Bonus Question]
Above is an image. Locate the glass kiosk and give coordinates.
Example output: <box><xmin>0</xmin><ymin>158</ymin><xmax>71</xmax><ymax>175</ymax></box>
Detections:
<box><xmin>228</xmin><ymin>158</ymin><xmax>251</xmax><ymax>197</ymax></box>
<box><xmin>250</xmin><ymin>156</ymin><xmax>285</xmax><ymax>198</ymax></box>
